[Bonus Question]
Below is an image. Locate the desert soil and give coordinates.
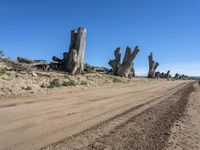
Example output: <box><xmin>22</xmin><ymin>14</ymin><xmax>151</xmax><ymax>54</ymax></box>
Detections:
<box><xmin>165</xmin><ymin>82</ymin><xmax>200</xmax><ymax>150</ymax></box>
<box><xmin>0</xmin><ymin>79</ymin><xmax>198</xmax><ymax>150</ymax></box>
<box><xmin>1</xmin><ymin>60</ymin><xmax>133</xmax><ymax>98</ymax></box>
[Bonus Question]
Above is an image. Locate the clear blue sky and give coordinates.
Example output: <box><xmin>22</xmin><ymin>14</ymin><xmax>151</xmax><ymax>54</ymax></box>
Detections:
<box><xmin>0</xmin><ymin>0</ymin><xmax>199</xmax><ymax>76</ymax></box>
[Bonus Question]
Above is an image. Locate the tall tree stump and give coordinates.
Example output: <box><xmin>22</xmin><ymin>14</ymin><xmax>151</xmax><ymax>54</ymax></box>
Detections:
<box><xmin>63</xmin><ymin>27</ymin><xmax>86</xmax><ymax>75</ymax></box>
<box><xmin>108</xmin><ymin>46</ymin><xmax>140</xmax><ymax>78</ymax></box>
<box><xmin>147</xmin><ymin>53</ymin><xmax>159</xmax><ymax>78</ymax></box>
<box><xmin>52</xmin><ymin>27</ymin><xmax>86</xmax><ymax>74</ymax></box>
<box><xmin>108</xmin><ymin>47</ymin><xmax>121</xmax><ymax>75</ymax></box>
<box><xmin>166</xmin><ymin>70</ymin><xmax>170</xmax><ymax>78</ymax></box>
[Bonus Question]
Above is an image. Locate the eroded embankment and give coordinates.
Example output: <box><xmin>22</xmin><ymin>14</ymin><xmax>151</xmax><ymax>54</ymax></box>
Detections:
<box><xmin>42</xmin><ymin>82</ymin><xmax>194</xmax><ymax>150</ymax></box>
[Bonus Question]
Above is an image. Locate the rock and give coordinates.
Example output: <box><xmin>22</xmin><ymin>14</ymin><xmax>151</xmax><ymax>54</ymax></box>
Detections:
<box><xmin>32</xmin><ymin>72</ymin><xmax>37</xmax><ymax>77</ymax></box>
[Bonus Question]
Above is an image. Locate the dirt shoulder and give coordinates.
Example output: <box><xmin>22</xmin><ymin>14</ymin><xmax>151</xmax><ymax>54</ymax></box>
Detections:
<box><xmin>0</xmin><ymin>60</ymin><xmax>135</xmax><ymax>98</ymax></box>
<box><xmin>165</xmin><ymin>82</ymin><xmax>200</xmax><ymax>150</ymax></box>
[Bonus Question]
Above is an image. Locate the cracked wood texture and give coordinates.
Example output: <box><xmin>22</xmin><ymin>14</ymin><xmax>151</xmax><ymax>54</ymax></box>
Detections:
<box><xmin>63</xmin><ymin>27</ymin><xmax>86</xmax><ymax>75</ymax></box>
<box><xmin>109</xmin><ymin>46</ymin><xmax>139</xmax><ymax>78</ymax></box>
<box><xmin>148</xmin><ymin>52</ymin><xmax>159</xmax><ymax>78</ymax></box>
<box><xmin>52</xmin><ymin>27</ymin><xmax>86</xmax><ymax>75</ymax></box>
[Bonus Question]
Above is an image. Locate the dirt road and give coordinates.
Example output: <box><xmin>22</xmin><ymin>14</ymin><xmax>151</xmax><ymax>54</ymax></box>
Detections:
<box><xmin>0</xmin><ymin>80</ymin><xmax>194</xmax><ymax>150</ymax></box>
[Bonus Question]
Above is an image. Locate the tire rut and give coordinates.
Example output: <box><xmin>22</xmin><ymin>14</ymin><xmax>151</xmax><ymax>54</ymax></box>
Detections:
<box><xmin>85</xmin><ymin>83</ymin><xmax>195</xmax><ymax>150</ymax></box>
<box><xmin>42</xmin><ymin>82</ymin><xmax>194</xmax><ymax>150</ymax></box>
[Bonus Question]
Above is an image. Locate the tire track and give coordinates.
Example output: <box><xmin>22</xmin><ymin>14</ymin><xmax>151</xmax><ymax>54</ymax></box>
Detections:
<box><xmin>42</xmin><ymin>82</ymin><xmax>194</xmax><ymax>150</ymax></box>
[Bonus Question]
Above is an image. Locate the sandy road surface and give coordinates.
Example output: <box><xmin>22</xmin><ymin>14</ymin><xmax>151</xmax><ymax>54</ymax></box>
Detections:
<box><xmin>165</xmin><ymin>83</ymin><xmax>200</xmax><ymax>150</ymax></box>
<box><xmin>0</xmin><ymin>80</ymin><xmax>193</xmax><ymax>150</ymax></box>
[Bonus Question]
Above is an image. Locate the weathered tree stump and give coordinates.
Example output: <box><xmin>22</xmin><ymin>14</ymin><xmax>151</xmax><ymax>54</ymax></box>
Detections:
<box><xmin>108</xmin><ymin>46</ymin><xmax>140</xmax><ymax>78</ymax></box>
<box><xmin>160</xmin><ymin>72</ymin><xmax>165</xmax><ymax>78</ymax></box>
<box><xmin>147</xmin><ymin>53</ymin><xmax>159</xmax><ymax>78</ymax></box>
<box><xmin>156</xmin><ymin>70</ymin><xmax>171</xmax><ymax>79</ymax></box>
<box><xmin>108</xmin><ymin>47</ymin><xmax>121</xmax><ymax>75</ymax></box>
<box><xmin>155</xmin><ymin>72</ymin><xmax>160</xmax><ymax>78</ymax></box>
<box><xmin>175</xmin><ymin>73</ymin><xmax>180</xmax><ymax>79</ymax></box>
<box><xmin>166</xmin><ymin>70</ymin><xmax>170</xmax><ymax>78</ymax></box>
<box><xmin>52</xmin><ymin>27</ymin><xmax>87</xmax><ymax>75</ymax></box>
<box><xmin>64</xmin><ymin>27</ymin><xmax>86</xmax><ymax>75</ymax></box>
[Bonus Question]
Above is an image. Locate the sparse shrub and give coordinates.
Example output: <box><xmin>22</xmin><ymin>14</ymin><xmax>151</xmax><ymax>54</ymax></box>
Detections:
<box><xmin>62</xmin><ymin>81</ymin><xmax>68</xmax><ymax>86</ymax></box>
<box><xmin>80</xmin><ymin>80</ymin><xmax>87</xmax><ymax>85</ymax></box>
<box><xmin>47</xmin><ymin>78</ymin><xmax>76</xmax><ymax>88</ymax></box>
<box><xmin>0</xmin><ymin>68</ymin><xmax>7</xmax><ymax>76</ymax></box>
<box><xmin>62</xmin><ymin>80</ymin><xmax>76</xmax><ymax>87</ymax></box>
<box><xmin>105</xmin><ymin>75</ymin><xmax>122</xmax><ymax>83</ymax></box>
<box><xmin>112</xmin><ymin>78</ymin><xmax>122</xmax><ymax>83</ymax></box>
<box><xmin>0</xmin><ymin>68</ymin><xmax>11</xmax><ymax>78</ymax></box>
<box><xmin>48</xmin><ymin>79</ymin><xmax>61</xmax><ymax>88</ymax></box>
<box><xmin>63</xmin><ymin>75</ymin><xmax>70</xmax><ymax>80</ymax></box>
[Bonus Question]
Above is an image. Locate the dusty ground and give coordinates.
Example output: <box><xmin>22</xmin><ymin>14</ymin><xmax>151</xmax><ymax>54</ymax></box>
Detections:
<box><xmin>0</xmin><ymin>61</ymin><xmax>131</xmax><ymax>98</ymax></box>
<box><xmin>165</xmin><ymin>83</ymin><xmax>200</xmax><ymax>150</ymax></box>
<box><xmin>0</xmin><ymin>78</ymin><xmax>195</xmax><ymax>150</ymax></box>
<box><xmin>42</xmin><ymin>82</ymin><xmax>195</xmax><ymax>150</ymax></box>
<box><xmin>1</xmin><ymin>60</ymin><xmax>199</xmax><ymax>150</ymax></box>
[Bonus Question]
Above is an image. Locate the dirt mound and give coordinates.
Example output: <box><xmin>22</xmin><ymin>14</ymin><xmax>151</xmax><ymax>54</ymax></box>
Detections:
<box><xmin>0</xmin><ymin>60</ymin><xmax>132</xmax><ymax>98</ymax></box>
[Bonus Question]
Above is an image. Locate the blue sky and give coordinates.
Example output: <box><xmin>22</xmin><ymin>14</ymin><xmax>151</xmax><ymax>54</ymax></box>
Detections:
<box><xmin>0</xmin><ymin>0</ymin><xmax>200</xmax><ymax>76</ymax></box>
